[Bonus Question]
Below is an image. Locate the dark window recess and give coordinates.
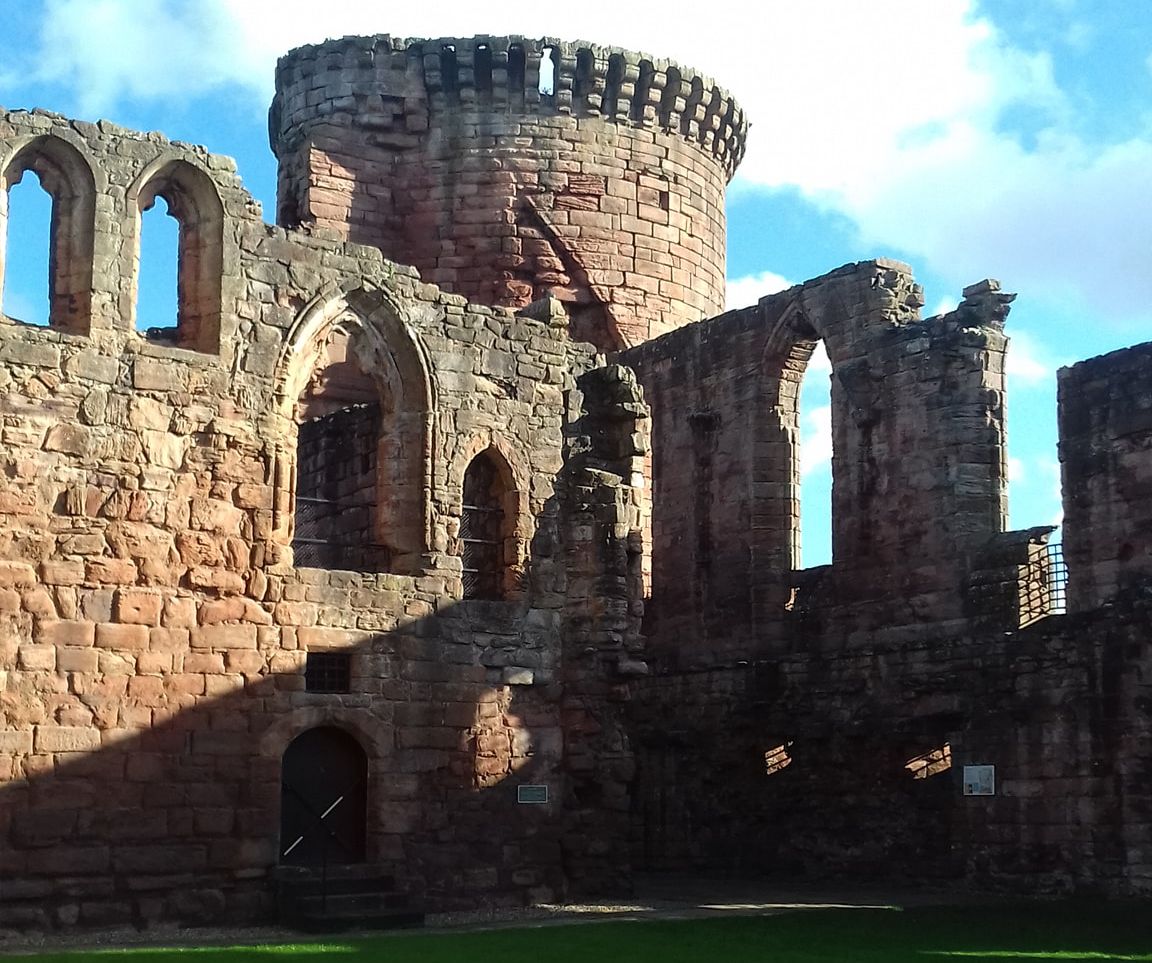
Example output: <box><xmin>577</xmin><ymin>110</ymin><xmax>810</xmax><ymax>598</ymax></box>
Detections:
<box><xmin>462</xmin><ymin>455</ymin><xmax>505</xmax><ymax>600</ymax></box>
<box><xmin>293</xmin><ymin>402</ymin><xmax>390</xmax><ymax>572</ymax></box>
<box><xmin>305</xmin><ymin>652</ymin><xmax>352</xmax><ymax>693</ymax></box>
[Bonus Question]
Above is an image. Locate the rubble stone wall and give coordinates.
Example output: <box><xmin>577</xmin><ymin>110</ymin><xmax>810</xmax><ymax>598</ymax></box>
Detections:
<box><xmin>1059</xmin><ymin>342</ymin><xmax>1152</xmax><ymax>612</ymax></box>
<box><xmin>0</xmin><ymin>106</ymin><xmax>643</xmax><ymax>928</ymax></box>
<box><xmin>271</xmin><ymin>35</ymin><xmax>747</xmax><ymax>351</ymax></box>
<box><xmin>620</xmin><ymin>262</ymin><xmax>1012</xmax><ymax>667</ymax></box>
<box><xmin>629</xmin><ymin>601</ymin><xmax>1152</xmax><ymax>895</ymax></box>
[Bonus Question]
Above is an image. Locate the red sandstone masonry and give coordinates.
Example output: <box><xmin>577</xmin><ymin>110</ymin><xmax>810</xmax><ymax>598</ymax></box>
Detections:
<box><xmin>271</xmin><ymin>35</ymin><xmax>745</xmax><ymax>351</ymax></box>
<box><xmin>0</xmin><ymin>101</ymin><xmax>638</xmax><ymax>928</ymax></box>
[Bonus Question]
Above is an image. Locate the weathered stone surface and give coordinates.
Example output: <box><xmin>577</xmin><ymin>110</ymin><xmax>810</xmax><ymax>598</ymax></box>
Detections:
<box><xmin>0</xmin><ymin>30</ymin><xmax>1149</xmax><ymax>938</ymax></box>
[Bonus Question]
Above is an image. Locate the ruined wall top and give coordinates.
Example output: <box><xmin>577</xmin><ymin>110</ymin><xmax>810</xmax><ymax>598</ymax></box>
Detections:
<box><xmin>272</xmin><ymin>34</ymin><xmax>748</xmax><ymax>178</ymax></box>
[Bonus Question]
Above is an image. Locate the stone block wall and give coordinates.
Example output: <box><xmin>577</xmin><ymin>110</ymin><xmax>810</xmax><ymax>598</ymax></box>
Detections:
<box><xmin>4</xmin><ymin>26</ymin><xmax>1152</xmax><ymax>931</ymax></box>
<box><xmin>1059</xmin><ymin>341</ymin><xmax>1152</xmax><ymax>611</ymax></box>
<box><xmin>619</xmin><ymin>261</ymin><xmax>1012</xmax><ymax>666</ymax></box>
<box><xmin>270</xmin><ymin>35</ymin><xmax>746</xmax><ymax>351</ymax></box>
<box><xmin>0</xmin><ymin>106</ymin><xmax>646</xmax><ymax>928</ymax></box>
<box><xmin>628</xmin><ymin>602</ymin><xmax>1152</xmax><ymax>895</ymax></box>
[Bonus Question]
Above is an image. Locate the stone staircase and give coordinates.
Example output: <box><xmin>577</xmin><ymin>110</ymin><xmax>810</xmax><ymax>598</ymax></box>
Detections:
<box><xmin>275</xmin><ymin>865</ymin><xmax>425</xmax><ymax>933</ymax></box>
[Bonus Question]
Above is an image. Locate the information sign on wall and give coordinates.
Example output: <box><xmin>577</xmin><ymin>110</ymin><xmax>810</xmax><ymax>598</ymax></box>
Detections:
<box><xmin>517</xmin><ymin>785</ymin><xmax>549</xmax><ymax>804</ymax></box>
<box><xmin>962</xmin><ymin>765</ymin><xmax>996</xmax><ymax>796</ymax></box>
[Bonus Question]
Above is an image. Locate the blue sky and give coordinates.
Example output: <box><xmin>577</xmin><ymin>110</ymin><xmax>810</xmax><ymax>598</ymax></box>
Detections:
<box><xmin>2</xmin><ymin>0</ymin><xmax>1149</xmax><ymax>566</ymax></box>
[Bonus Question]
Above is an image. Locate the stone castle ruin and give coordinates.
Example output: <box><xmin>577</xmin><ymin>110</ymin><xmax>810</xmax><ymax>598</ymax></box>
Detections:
<box><xmin>0</xmin><ymin>34</ymin><xmax>1148</xmax><ymax>929</ymax></box>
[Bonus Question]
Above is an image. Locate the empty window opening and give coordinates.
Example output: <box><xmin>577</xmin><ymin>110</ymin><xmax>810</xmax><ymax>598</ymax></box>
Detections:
<box><xmin>574</xmin><ymin>48</ymin><xmax>594</xmax><ymax>102</ymax></box>
<box><xmin>797</xmin><ymin>341</ymin><xmax>833</xmax><ymax>568</ymax></box>
<box><xmin>603</xmin><ymin>53</ymin><xmax>625</xmax><ymax>117</ymax></box>
<box><xmin>305</xmin><ymin>651</ymin><xmax>352</xmax><ymax>694</ymax></box>
<box><xmin>474</xmin><ymin>43</ymin><xmax>493</xmax><ymax>96</ymax></box>
<box><xmin>136</xmin><ymin>193</ymin><xmax>180</xmax><ymax>338</ymax></box>
<box><xmin>631</xmin><ymin>60</ymin><xmax>654</xmax><ymax>123</ymax></box>
<box><xmin>440</xmin><ymin>44</ymin><xmax>459</xmax><ymax>94</ymax></box>
<box><xmin>1</xmin><ymin>137</ymin><xmax>95</xmax><ymax>334</ymax></box>
<box><xmin>538</xmin><ymin>45</ymin><xmax>556</xmax><ymax>96</ymax></box>
<box><xmin>462</xmin><ymin>451</ymin><xmax>508</xmax><ymax>600</ymax></box>
<box><xmin>681</xmin><ymin>77</ymin><xmax>704</xmax><ymax>136</ymax></box>
<box><xmin>905</xmin><ymin>744</ymin><xmax>952</xmax><ymax>780</ymax></box>
<box><xmin>1</xmin><ymin>170</ymin><xmax>52</xmax><ymax>326</ymax></box>
<box><xmin>764</xmin><ymin>742</ymin><xmax>793</xmax><ymax>775</ymax></box>
<box><xmin>660</xmin><ymin>67</ymin><xmax>682</xmax><ymax>126</ymax></box>
<box><xmin>508</xmin><ymin>44</ymin><xmax>526</xmax><ymax>95</ymax></box>
<box><xmin>133</xmin><ymin>162</ymin><xmax>224</xmax><ymax>353</ymax></box>
<box><xmin>294</xmin><ymin>329</ymin><xmax>390</xmax><ymax>573</ymax></box>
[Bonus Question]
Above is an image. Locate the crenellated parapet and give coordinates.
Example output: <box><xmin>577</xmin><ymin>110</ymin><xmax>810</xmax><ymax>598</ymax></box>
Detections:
<box><xmin>272</xmin><ymin>34</ymin><xmax>747</xmax><ymax>176</ymax></box>
<box><xmin>271</xmin><ymin>34</ymin><xmax>746</xmax><ymax>349</ymax></box>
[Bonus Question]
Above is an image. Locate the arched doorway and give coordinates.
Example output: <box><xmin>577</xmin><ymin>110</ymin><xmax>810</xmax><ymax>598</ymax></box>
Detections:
<box><xmin>280</xmin><ymin>727</ymin><xmax>368</xmax><ymax>866</ymax></box>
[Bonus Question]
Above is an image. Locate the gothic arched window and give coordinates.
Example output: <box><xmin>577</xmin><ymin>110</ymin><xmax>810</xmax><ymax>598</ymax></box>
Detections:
<box><xmin>461</xmin><ymin>451</ymin><xmax>508</xmax><ymax>600</ymax></box>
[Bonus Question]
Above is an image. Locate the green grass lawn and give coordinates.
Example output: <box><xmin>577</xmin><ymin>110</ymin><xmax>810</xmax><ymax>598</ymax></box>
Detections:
<box><xmin>16</xmin><ymin>903</ymin><xmax>1152</xmax><ymax>963</ymax></box>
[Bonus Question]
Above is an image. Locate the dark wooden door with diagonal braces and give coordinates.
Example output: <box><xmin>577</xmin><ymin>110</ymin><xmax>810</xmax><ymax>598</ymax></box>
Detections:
<box><xmin>280</xmin><ymin>726</ymin><xmax>368</xmax><ymax>866</ymax></box>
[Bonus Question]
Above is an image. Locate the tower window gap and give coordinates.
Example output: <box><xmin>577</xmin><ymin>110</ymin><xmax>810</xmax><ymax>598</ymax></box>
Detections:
<box><xmin>538</xmin><ymin>46</ymin><xmax>556</xmax><ymax>96</ymax></box>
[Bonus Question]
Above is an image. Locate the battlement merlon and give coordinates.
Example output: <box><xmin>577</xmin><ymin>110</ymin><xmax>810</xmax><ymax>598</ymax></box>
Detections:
<box><xmin>270</xmin><ymin>34</ymin><xmax>749</xmax><ymax>179</ymax></box>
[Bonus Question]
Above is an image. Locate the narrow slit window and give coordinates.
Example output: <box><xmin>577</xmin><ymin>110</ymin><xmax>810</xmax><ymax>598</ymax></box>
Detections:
<box><xmin>462</xmin><ymin>453</ymin><xmax>506</xmax><ymax>600</ymax></box>
<box><xmin>1</xmin><ymin>170</ymin><xmax>52</xmax><ymax>326</ymax></box>
<box><xmin>538</xmin><ymin>46</ymin><xmax>556</xmax><ymax>96</ymax></box>
<box><xmin>474</xmin><ymin>43</ymin><xmax>493</xmax><ymax>97</ymax></box>
<box><xmin>508</xmin><ymin>44</ymin><xmax>526</xmax><ymax>94</ymax></box>
<box><xmin>603</xmin><ymin>54</ymin><xmax>625</xmax><ymax>118</ymax></box>
<box><xmin>440</xmin><ymin>44</ymin><xmax>459</xmax><ymax>94</ymax></box>
<box><xmin>574</xmin><ymin>48</ymin><xmax>594</xmax><ymax>103</ymax></box>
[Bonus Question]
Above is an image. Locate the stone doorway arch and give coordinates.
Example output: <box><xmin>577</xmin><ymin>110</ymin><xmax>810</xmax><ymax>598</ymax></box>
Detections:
<box><xmin>279</xmin><ymin>726</ymin><xmax>368</xmax><ymax>867</ymax></box>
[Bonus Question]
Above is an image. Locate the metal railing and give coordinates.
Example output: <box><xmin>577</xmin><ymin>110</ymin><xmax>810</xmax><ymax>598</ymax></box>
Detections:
<box><xmin>1021</xmin><ymin>541</ymin><xmax>1068</xmax><ymax>625</ymax></box>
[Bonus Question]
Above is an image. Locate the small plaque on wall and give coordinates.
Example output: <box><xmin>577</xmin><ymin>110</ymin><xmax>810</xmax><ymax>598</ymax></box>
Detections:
<box><xmin>963</xmin><ymin>765</ymin><xmax>996</xmax><ymax>796</ymax></box>
<box><xmin>517</xmin><ymin>785</ymin><xmax>549</xmax><ymax>804</ymax></box>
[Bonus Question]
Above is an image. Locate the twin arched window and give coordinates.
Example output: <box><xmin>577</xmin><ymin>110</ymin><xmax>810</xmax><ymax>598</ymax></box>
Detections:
<box><xmin>1</xmin><ymin>136</ymin><xmax>223</xmax><ymax>352</ymax></box>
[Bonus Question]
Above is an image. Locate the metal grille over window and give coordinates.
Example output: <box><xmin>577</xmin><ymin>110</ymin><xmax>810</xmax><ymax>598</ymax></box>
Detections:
<box><xmin>292</xmin><ymin>495</ymin><xmax>344</xmax><ymax>569</ymax></box>
<box><xmin>305</xmin><ymin>652</ymin><xmax>352</xmax><ymax>693</ymax></box>
<box><xmin>462</xmin><ymin>454</ymin><xmax>504</xmax><ymax>600</ymax></box>
<box><xmin>1022</xmin><ymin>540</ymin><xmax>1068</xmax><ymax>624</ymax></box>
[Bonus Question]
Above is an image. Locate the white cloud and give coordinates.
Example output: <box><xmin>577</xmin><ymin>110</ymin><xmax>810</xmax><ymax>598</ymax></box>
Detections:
<box><xmin>799</xmin><ymin>342</ymin><xmax>833</xmax><ymax>475</ymax></box>
<box><xmin>800</xmin><ymin>402</ymin><xmax>832</xmax><ymax>477</ymax></box>
<box><xmin>16</xmin><ymin>0</ymin><xmax>1152</xmax><ymax>328</ymax></box>
<box><xmin>1005</xmin><ymin>331</ymin><xmax>1054</xmax><ymax>385</ymax></box>
<box><xmin>726</xmin><ymin>271</ymin><xmax>792</xmax><ymax>311</ymax></box>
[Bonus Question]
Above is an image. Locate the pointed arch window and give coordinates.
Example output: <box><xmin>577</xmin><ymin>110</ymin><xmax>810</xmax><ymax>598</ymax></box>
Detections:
<box><xmin>461</xmin><ymin>451</ymin><xmax>508</xmax><ymax>600</ymax></box>
<box><xmin>132</xmin><ymin>160</ymin><xmax>223</xmax><ymax>353</ymax></box>
<box><xmin>288</xmin><ymin>301</ymin><xmax>432</xmax><ymax>575</ymax></box>
<box><xmin>0</xmin><ymin>135</ymin><xmax>95</xmax><ymax>333</ymax></box>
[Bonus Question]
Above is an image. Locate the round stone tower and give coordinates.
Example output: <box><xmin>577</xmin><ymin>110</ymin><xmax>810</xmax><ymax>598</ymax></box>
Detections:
<box><xmin>271</xmin><ymin>35</ymin><xmax>747</xmax><ymax>350</ymax></box>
